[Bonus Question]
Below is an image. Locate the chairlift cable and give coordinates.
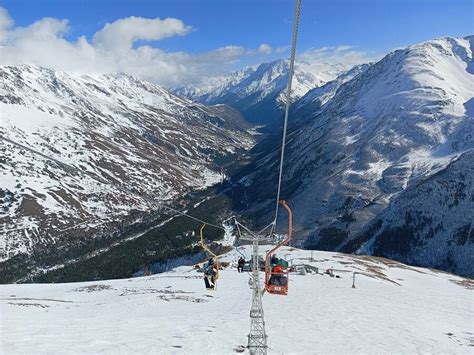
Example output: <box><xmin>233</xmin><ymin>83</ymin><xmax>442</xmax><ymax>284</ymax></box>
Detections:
<box><xmin>272</xmin><ymin>0</ymin><xmax>301</xmax><ymax>235</ymax></box>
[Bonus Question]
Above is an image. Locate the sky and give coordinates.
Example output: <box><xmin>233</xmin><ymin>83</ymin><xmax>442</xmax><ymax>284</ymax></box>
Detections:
<box><xmin>0</xmin><ymin>0</ymin><xmax>472</xmax><ymax>86</ymax></box>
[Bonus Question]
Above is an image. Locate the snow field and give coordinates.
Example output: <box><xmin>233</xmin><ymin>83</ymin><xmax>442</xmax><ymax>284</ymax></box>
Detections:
<box><xmin>1</xmin><ymin>247</ymin><xmax>472</xmax><ymax>354</ymax></box>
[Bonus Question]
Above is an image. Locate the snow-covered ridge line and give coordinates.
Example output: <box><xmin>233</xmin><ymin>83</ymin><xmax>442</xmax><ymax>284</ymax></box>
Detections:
<box><xmin>174</xmin><ymin>58</ymin><xmax>351</xmax><ymax>124</ymax></box>
<box><xmin>231</xmin><ymin>35</ymin><xmax>474</xmax><ymax>277</ymax></box>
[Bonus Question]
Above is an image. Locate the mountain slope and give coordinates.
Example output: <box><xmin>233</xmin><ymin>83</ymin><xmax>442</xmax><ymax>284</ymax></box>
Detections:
<box><xmin>292</xmin><ymin>63</ymin><xmax>371</xmax><ymax>118</ymax></box>
<box><xmin>226</xmin><ymin>36</ymin><xmax>474</xmax><ymax>276</ymax></box>
<box><xmin>175</xmin><ymin>59</ymin><xmax>346</xmax><ymax>124</ymax></box>
<box><xmin>344</xmin><ymin>150</ymin><xmax>473</xmax><ymax>276</ymax></box>
<box><xmin>1</xmin><ymin>246</ymin><xmax>472</xmax><ymax>353</ymax></box>
<box><xmin>0</xmin><ymin>65</ymin><xmax>255</xmax><ymax>264</ymax></box>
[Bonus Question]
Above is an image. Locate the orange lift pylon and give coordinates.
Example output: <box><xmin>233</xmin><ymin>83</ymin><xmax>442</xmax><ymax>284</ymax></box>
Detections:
<box><xmin>264</xmin><ymin>200</ymin><xmax>292</xmax><ymax>295</ymax></box>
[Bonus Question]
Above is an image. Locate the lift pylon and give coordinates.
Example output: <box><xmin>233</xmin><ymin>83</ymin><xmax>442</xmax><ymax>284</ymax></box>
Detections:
<box><xmin>235</xmin><ymin>221</ymin><xmax>272</xmax><ymax>355</ymax></box>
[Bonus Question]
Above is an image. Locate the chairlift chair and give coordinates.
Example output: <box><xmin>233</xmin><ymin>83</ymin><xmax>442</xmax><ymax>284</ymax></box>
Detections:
<box><xmin>265</xmin><ymin>200</ymin><xmax>292</xmax><ymax>295</ymax></box>
<box><xmin>199</xmin><ymin>224</ymin><xmax>219</xmax><ymax>290</ymax></box>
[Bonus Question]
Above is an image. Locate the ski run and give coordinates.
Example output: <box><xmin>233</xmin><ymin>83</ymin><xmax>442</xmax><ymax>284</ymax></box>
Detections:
<box><xmin>1</xmin><ymin>246</ymin><xmax>472</xmax><ymax>354</ymax></box>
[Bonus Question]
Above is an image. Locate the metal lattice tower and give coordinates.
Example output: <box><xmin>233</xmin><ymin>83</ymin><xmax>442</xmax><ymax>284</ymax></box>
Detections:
<box><xmin>248</xmin><ymin>235</ymin><xmax>267</xmax><ymax>355</ymax></box>
<box><xmin>235</xmin><ymin>220</ymin><xmax>271</xmax><ymax>354</ymax></box>
<box><xmin>238</xmin><ymin>1</ymin><xmax>302</xmax><ymax>353</ymax></box>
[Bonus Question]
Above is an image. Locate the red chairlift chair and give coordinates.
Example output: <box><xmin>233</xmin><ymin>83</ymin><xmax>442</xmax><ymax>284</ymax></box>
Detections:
<box><xmin>265</xmin><ymin>200</ymin><xmax>292</xmax><ymax>295</ymax></box>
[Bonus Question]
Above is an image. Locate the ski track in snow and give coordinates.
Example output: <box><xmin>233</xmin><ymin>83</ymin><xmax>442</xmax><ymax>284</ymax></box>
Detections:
<box><xmin>1</xmin><ymin>247</ymin><xmax>472</xmax><ymax>354</ymax></box>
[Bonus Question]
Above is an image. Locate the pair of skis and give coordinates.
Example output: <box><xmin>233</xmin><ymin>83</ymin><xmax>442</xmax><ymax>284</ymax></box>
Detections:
<box><xmin>204</xmin><ymin>275</ymin><xmax>216</xmax><ymax>290</ymax></box>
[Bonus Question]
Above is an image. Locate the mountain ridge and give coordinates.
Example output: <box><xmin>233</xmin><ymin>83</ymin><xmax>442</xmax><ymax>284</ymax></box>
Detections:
<box><xmin>225</xmin><ymin>35</ymin><xmax>474</xmax><ymax>276</ymax></box>
<box><xmin>0</xmin><ymin>64</ymin><xmax>255</xmax><ymax>265</ymax></box>
<box><xmin>174</xmin><ymin>58</ymin><xmax>348</xmax><ymax>124</ymax></box>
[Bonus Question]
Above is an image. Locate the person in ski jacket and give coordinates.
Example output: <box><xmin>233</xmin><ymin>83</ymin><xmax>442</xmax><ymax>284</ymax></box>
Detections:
<box><xmin>270</xmin><ymin>254</ymin><xmax>279</xmax><ymax>266</ymax></box>
<box><xmin>269</xmin><ymin>265</ymin><xmax>287</xmax><ymax>285</ymax></box>
<box><xmin>204</xmin><ymin>258</ymin><xmax>216</xmax><ymax>276</ymax></box>
<box><xmin>237</xmin><ymin>257</ymin><xmax>245</xmax><ymax>273</ymax></box>
<box><xmin>203</xmin><ymin>257</ymin><xmax>218</xmax><ymax>289</ymax></box>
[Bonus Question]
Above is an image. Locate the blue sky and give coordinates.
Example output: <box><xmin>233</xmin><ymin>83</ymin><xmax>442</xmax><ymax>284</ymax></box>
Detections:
<box><xmin>2</xmin><ymin>0</ymin><xmax>472</xmax><ymax>53</ymax></box>
<box><xmin>0</xmin><ymin>0</ymin><xmax>472</xmax><ymax>86</ymax></box>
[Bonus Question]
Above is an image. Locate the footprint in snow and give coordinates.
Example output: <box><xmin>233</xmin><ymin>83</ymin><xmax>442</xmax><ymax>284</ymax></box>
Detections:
<box><xmin>234</xmin><ymin>345</ymin><xmax>246</xmax><ymax>353</ymax></box>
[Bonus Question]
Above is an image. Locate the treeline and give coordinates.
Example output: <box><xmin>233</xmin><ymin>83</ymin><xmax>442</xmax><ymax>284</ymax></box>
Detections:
<box><xmin>1</xmin><ymin>189</ymin><xmax>233</xmax><ymax>283</ymax></box>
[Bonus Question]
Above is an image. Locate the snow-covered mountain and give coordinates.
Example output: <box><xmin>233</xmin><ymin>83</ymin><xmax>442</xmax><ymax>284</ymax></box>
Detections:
<box><xmin>345</xmin><ymin>150</ymin><xmax>474</xmax><ymax>277</ymax></box>
<box><xmin>0</xmin><ymin>65</ymin><xmax>255</xmax><ymax>265</ymax></box>
<box><xmin>175</xmin><ymin>59</ymin><xmax>347</xmax><ymax>124</ymax></box>
<box><xmin>228</xmin><ymin>36</ymin><xmax>474</xmax><ymax>276</ymax></box>
<box><xmin>292</xmin><ymin>63</ymin><xmax>371</xmax><ymax>118</ymax></box>
<box><xmin>1</xmin><ymin>246</ymin><xmax>472</xmax><ymax>353</ymax></box>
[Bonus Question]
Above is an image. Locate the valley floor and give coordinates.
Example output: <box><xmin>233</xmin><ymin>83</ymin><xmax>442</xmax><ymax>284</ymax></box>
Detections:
<box><xmin>0</xmin><ymin>247</ymin><xmax>473</xmax><ymax>354</ymax></box>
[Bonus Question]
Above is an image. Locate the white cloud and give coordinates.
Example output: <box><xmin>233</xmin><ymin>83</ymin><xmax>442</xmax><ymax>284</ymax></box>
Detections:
<box><xmin>92</xmin><ymin>16</ymin><xmax>191</xmax><ymax>51</ymax></box>
<box><xmin>0</xmin><ymin>7</ymin><xmax>377</xmax><ymax>87</ymax></box>
<box><xmin>0</xmin><ymin>7</ymin><xmax>280</xmax><ymax>86</ymax></box>
<box><xmin>256</xmin><ymin>43</ymin><xmax>273</xmax><ymax>55</ymax></box>
<box><xmin>0</xmin><ymin>7</ymin><xmax>13</xmax><ymax>43</ymax></box>
<box><xmin>299</xmin><ymin>45</ymin><xmax>378</xmax><ymax>73</ymax></box>
<box><xmin>200</xmin><ymin>45</ymin><xmax>246</xmax><ymax>62</ymax></box>
<box><xmin>14</xmin><ymin>17</ymin><xmax>70</xmax><ymax>40</ymax></box>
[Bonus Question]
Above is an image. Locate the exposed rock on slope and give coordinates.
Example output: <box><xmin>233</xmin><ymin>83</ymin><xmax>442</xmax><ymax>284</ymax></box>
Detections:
<box><xmin>227</xmin><ymin>36</ymin><xmax>474</xmax><ymax>276</ymax></box>
<box><xmin>344</xmin><ymin>150</ymin><xmax>473</xmax><ymax>276</ymax></box>
<box><xmin>0</xmin><ymin>65</ymin><xmax>254</xmax><ymax>262</ymax></box>
<box><xmin>175</xmin><ymin>59</ymin><xmax>346</xmax><ymax>124</ymax></box>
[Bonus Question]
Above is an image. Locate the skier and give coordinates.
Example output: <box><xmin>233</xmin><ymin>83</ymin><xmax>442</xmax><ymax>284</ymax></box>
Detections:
<box><xmin>237</xmin><ymin>257</ymin><xmax>245</xmax><ymax>273</ymax></box>
<box><xmin>203</xmin><ymin>257</ymin><xmax>218</xmax><ymax>289</ymax></box>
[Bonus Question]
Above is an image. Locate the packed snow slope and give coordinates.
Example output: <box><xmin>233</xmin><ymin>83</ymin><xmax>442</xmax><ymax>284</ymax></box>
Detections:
<box><xmin>228</xmin><ymin>36</ymin><xmax>474</xmax><ymax>276</ymax></box>
<box><xmin>175</xmin><ymin>59</ymin><xmax>348</xmax><ymax>124</ymax></box>
<box><xmin>0</xmin><ymin>64</ymin><xmax>255</xmax><ymax>264</ymax></box>
<box><xmin>1</xmin><ymin>246</ymin><xmax>473</xmax><ymax>354</ymax></box>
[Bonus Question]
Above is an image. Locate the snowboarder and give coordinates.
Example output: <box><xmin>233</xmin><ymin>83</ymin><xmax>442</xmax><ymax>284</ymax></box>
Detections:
<box><xmin>237</xmin><ymin>257</ymin><xmax>245</xmax><ymax>273</ymax></box>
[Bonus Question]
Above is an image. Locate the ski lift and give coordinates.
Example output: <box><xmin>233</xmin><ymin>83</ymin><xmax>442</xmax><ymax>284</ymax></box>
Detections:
<box><xmin>265</xmin><ymin>200</ymin><xmax>292</xmax><ymax>295</ymax></box>
<box><xmin>199</xmin><ymin>224</ymin><xmax>220</xmax><ymax>290</ymax></box>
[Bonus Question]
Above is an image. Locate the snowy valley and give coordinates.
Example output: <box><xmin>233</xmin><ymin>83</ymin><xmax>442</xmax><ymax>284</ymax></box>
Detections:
<box><xmin>0</xmin><ymin>35</ymin><xmax>473</xmax><ymax>283</ymax></box>
<box><xmin>0</xmin><ymin>65</ymin><xmax>254</xmax><ymax>281</ymax></box>
<box><xmin>0</xmin><ymin>1</ymin><xmax>473</xmax><ymax>354</ymax></box>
